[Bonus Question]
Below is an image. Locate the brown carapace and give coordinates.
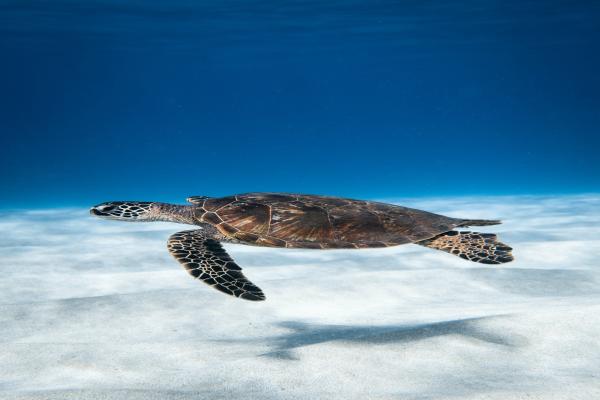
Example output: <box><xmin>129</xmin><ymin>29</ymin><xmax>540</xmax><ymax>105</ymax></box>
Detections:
<box><xmin>91</xmin><ymin>193</ymin><xmax>514</xmax><ymax>301</ymax></box>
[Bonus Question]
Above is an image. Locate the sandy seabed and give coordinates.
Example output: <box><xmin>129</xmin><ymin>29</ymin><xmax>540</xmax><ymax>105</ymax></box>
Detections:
<box><xmin>1</xmin><ymin>195</ymin><xmax>599</xmax><ymax>400</ymax></box>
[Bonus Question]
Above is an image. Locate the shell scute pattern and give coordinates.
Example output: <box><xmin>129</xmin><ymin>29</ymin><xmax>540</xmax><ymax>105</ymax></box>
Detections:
<box><xmin>241</xmin><ymin>193</ymin><xmax>297</xmax><ymax>203</ymax></box>
<box><xmin>217</xmin><ymin>202</ymin><xmax>271</xmax><ymax>235</ymax></box>
<box><xmin>234</xmin><ymin>231</ymin><xmax>260</xmax><ymax>243</ymax></box>
<box><xmin>201</xmin><ymin>212</ymin><xmax>223</xmax><ymax>225</ymax></box>
<box><xmin>268</xmin><ymin>201</ymin><xmax>334</xmax><ymax>242</ymax></box>
<box><xmin>209</xmin><ymin>193</ymin><xmax>463</xmax><ymax>248</ymax></box>
<box><xmin>327</xmin><ymin>205</ymin><xmax>387</xmax><ymax>242</ymax></box>
<box><xmin>216</xmin><ymin>223</ymin><xmax>239</xmax><ymax>236</ymax></box>
<box><xmin>203</xmin><ymin>196</ymin><xmax>237</xmax><ymax>211</ymax></box>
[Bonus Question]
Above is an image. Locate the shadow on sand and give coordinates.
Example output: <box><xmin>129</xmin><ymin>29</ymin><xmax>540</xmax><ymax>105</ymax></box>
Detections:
<box><xmin>262</xmin><ymin>315</ymin><xmax>525</xmax><ymax>359</ymax></box>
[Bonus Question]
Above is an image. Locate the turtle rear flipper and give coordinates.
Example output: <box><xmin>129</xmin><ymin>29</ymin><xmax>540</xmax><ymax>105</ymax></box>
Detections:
<box><xmin>417</xmin><ymin>231</ymin><xmax>513</xmax><ymax>264</ymax></box>
<box><xmin>168</xmin><ymin>230</ymin><xmax>265</xmax><ymax>301</ymax></box>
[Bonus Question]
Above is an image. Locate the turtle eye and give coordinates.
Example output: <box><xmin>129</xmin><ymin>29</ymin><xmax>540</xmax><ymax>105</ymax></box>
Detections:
<box><xmin>98</xmin><ymin>205</ymin><xmax>116</xmax><ymax>212</ymax></box>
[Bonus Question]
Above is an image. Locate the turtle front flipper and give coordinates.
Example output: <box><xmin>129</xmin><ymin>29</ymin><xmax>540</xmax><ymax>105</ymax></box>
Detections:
<box><xmin>167</xmin><ymin>230</ymin><xmax>265</xmax><ymax>301</ymax></box>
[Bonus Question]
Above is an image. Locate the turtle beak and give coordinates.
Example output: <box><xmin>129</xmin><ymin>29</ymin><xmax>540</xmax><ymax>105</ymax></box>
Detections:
<box><xmin>90</xmin><ymin>203</ymin><xmax>116</xmax><ymax>217</ymax></box>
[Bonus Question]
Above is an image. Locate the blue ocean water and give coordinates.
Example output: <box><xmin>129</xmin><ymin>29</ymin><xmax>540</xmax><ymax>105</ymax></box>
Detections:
<box><xmin>1</xmin><ymin>1</ymin><xmax>599</xmax><ymax>208</ymax></box>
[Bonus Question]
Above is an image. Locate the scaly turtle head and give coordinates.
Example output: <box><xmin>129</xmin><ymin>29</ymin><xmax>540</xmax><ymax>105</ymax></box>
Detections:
<box><xmin>90</xmin><ymin>201</ymin><xmax>156</xmax><ymax>221</ymax></box>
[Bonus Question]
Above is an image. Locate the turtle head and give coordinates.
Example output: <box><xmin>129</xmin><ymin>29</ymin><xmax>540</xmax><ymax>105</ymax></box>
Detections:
<box><xmin>90</xmin><ymin>201</ymin><xmax>156</xmax><ymax>221</ymax></box>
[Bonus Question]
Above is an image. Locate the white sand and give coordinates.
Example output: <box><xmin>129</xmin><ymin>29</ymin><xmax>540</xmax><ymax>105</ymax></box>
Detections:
<box><xmin>1</xmin><ymin>195</ymin><xmax>599</xmax><ymax>399</ymax></box>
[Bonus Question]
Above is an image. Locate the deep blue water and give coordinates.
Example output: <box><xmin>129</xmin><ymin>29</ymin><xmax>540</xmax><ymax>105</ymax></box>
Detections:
<box><xmin>1</xmin><ymin>0</ymin><xmax>599</xmax><ymax>208</ymax></box>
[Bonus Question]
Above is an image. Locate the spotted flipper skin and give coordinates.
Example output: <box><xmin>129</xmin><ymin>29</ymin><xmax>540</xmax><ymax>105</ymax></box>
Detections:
<box><xmin>417</xmin><ymin>231</ymin><xmax>514</xmax><ymax>264</ymax></box>
<box><xmin>167</xmin><ymin>230</ymin><xmax>265</xmax><ymax>301</ymax></box>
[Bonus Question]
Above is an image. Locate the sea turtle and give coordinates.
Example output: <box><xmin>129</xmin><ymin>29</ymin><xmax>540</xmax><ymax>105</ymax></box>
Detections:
<box><xmin>90</xmin><ymin>193</ymin><xmax>513</xmax><ymax>301</ymax></box>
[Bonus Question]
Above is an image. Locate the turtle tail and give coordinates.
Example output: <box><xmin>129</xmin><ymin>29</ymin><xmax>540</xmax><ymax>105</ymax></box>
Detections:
<box><xmin>417</xmin><ymin>231</ymin><xmax>513</xmax><ymax>264</ymax></box>
<box><xmin>458</xmin><ymin>219</ymin><xmax>502</xmax><ymax>227</ymax></box>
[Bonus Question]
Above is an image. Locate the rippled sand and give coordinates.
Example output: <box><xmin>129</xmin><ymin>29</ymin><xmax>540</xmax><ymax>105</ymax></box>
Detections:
<box><xmin>1</xmin><ymin>195</ymin><xmax>599</xmax><ymax>399</ymax></box>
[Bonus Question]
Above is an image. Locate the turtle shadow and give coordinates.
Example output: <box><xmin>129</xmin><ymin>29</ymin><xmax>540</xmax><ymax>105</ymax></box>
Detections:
<box><xmin>263</xmin><ymin>315</ymin><xmax>525</xmax><ymax>360</ymax></box>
